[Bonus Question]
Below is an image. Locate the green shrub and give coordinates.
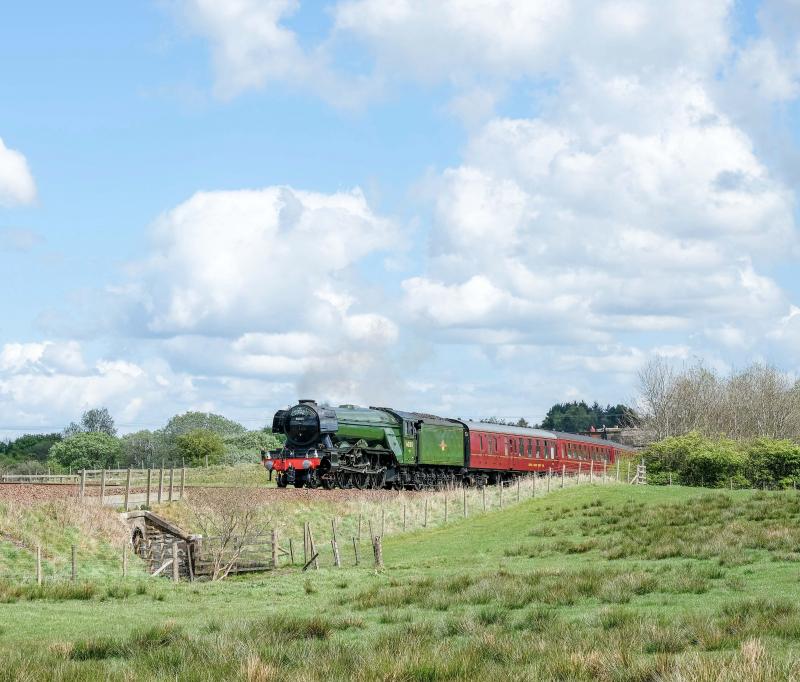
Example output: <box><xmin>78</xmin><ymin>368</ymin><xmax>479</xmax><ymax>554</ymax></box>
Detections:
<box><xmin>48</xmin><ymin>432</ymin><xmax>121</xmax><ymax>471</ymax></box>
<box><xmin>175</xmin><ymin>430</ymin><xmax>224</xmax><ymax>466</ymax></box>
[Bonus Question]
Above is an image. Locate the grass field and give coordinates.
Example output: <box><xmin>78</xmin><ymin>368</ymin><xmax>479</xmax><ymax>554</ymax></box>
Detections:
<box><xmin>3</xmin><ymin>484</ymin><xmax>800</xmax><ymax>679</ymax></box>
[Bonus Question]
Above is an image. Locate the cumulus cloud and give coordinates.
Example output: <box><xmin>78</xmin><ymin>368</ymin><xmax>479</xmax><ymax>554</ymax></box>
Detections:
<box><xmin>172</xmin><ymin>0</ymin><xmax>371</xmax><ymax>104</ymax></box>
<box><xmin>404</xmin><ymin>81</ymin><xmax>795</xmax><ymax>348</ymax></box>
<box><xmin>335</xmin><ymin>0</ymin><xmax>730</xmax><ymax>83</ymax></box>
<box><xmin>132</xmin><ymin>185</ymin><xmax>395</xmax><ymax>334</ymax></box>
<box><xmin>0</xmin><ymin>138</ymin><xmax>36</xmax><ymax>206</ymax></box>
<box><xmin>119</xmin><ymin>184</ymin><xmax>402</xmax><ymax>406</ymax></box>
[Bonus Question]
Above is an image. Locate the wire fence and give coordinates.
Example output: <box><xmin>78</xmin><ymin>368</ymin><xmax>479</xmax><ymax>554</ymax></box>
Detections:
<box><xmin>0</xmin><ymin>468</ymin><xmax>623</xmax><ymax>584</ymax></box>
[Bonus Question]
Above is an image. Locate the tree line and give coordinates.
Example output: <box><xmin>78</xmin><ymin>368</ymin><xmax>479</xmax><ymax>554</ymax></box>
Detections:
<box><xmin>481</xmin><ymin>401</ymin><xmax>638</xmax><ymax>433</ymax></box>
<box><xmin>637</xmin><ymin>360</ymin><xmax>800</xmax><ymax>488</ymax></box>
<box><xmin>0</xmin><ymin>408</ymin><xmax>283</xmax><ymax>474</ymax></box>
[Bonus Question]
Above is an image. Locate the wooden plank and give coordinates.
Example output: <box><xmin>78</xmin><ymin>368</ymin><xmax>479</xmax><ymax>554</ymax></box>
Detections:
<box><xmin>172</xmin><ymin>543</ymin><xmax>179</xmax><ymax>582</ymax></box>
<box><xmin>302</xmin><ymin>553</ymin><xmax>319</xmax><ymax>572</ymax></box>
<box><xmin>152</xmin><ymin>559</ymin><xmax>173</xmax><ymax>577</ymax></box>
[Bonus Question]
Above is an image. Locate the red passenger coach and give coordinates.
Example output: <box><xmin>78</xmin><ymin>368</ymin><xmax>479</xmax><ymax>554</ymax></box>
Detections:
<box><xmin>465</xmin><ymin>422</ymin><xmax>620</xmax><ymax>479</ymax></box>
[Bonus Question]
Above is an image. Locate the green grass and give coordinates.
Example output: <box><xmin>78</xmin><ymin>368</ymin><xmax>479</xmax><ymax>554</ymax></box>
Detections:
<box><xmin>5</xmin><ymin>485</ymin><xmax>800</xmax><ymax>679</ymax></box>
<box><xmin>183</xmin><ymin>463</ymin><xmax>272</xmax><ymax>488</ymax></box>
<box><xmin>0</xmin><ymin>498</ymin><xmax>147</xmax><ymax>581</ymax></box>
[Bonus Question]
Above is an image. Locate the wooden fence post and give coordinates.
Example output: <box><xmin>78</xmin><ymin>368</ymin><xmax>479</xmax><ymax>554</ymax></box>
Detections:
<box><xmin>500</xmin><ymin>481</ymin><xmax>503</xmax><ymax>508</ymax></box>
<box><xmin>80</xmin><ymin>470</ymin><xmax>86</xmax><ymax>501</ymax></box>
<box><xmin>482</xmin><ymin>485</ymin><xmax>486</xmax><ymax>512</ymax></box>
<box><xmin>331</xmin><ymin>520</ymin><xmax>340</xmax><ymax>568</ymax></box>
<box><xmin>603</xmin><ymin>462</ymin><xmax>607</xmax><ymax>482</ymax></box>
<box><xmin>100</xmin><ymin>469</ymin><xmax>106</xmax><ymax>505</ymax></box>
<box><xmin>122</xmin><ymin>544</ymin><xmax>128</xmax><ymax>578</ymax></box>
<box><xmin>532</xmin><ymin>474</ymin><xmax>536</xmax><ymax>498</ymax></box>
<box><xmin>271</xmin><ymin>529</ymin><xmax>278</xmax><ymax>569</ymax></box>
<box><xmin>172</xmin><ymin>543</ymin><xmax>179</xmax><ymax>583</ymax></box>
<box><xmin>303</xmin><ymin>523</ymin><xmax>308</xmax><ymax>567</ymax></box>
<box><xmin>308</xmin><ymin>524</ymin><xmax>319</xmax><ymax>570</ymax></box>
<box><xmin>71</xmin><ymin>545</ymin><xmax>77</xmax><ymax>582</ymax></box>
<box><xmin>627</xmin><ymin>462</ymin><xmax>631</xmax><ymax>484</ymax></box>
<box><xmin>517</xmin><ymin>477</ymin><xmax>520</xmax><ymax>502</ymax></box>
<box><xmin>124</xmin><ymin>468</ymin><xmax>132</xmax><ymax>511</ymax></box>
<box><xmin>590</xmin><ymin>461</ymin><xmax>594</xmax><ymax>484</ymax></box>
<box><xmin>372</xmin><ymin>535</ymin><xmax>384</xmax><ymax>569</ymax></box>
<box><xmin>180</xmin><ymin>468</ymin><xmax>186</xmax><ymax>500</ymax></box>
<box><xmin>168</xmin><ymin>467</ymin><xmax>175</xmax><ymax>502</ymax></box>
<box><xmin>352</xmin><ymin>537</ymin><xmax>359</xmax><ymax>565</ymax></box>
<box><xmin>616</xmin><ymin>459</ymin><xmax>620</xmax><ymax>482</ymax></box>
<box><xmin>288</xmin><ymin>538</ymin><xmax>294</xmax><ymax>564</ymax></box>
<box><xmin>146</xmin><ymin>469</ymin><xmax>152</xmax><ymax>507</ymax></box>
<box><xmin>36</xmin><ymin>545</ymin><xmax>42</xmax><ymax>585</ymax></box>
<box><xmin>561</xmin><ymin>465</ymin><xmax>565</xmax><ymax>488</ymax></box>
<box><xmin>158</xmin><ymin>467</ymin><xmax>164</xmax><ymax>503</ymax></box>
<box><xmin>547</xmin><ymin>468</ymin><xmax>551</xmax><ymax>493</ymax></box>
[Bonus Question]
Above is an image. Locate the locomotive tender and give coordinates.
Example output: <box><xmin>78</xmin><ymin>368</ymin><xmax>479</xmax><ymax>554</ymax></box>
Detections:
<box><xmin>263</xmin><ymin>400</ymin><xmax>627</xmax><ymax>489</ymax></box>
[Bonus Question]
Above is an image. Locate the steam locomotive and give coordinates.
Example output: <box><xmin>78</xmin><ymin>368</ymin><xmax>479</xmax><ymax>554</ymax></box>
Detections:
<box><xmin>262</xmin><ymin>400</ymin><xmax>628</xmax><ymax>489</ymax></box>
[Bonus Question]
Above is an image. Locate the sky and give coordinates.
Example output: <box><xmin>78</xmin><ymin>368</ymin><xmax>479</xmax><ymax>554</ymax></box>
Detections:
<box><xmin>2</xmin><ymin>0</ymin><xmax>800</xmax><ymax>435</ymax></box>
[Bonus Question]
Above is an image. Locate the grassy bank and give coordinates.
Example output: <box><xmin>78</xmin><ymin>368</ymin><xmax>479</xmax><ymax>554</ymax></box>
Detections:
<box><xmin>3</xmin><ymin>485</ymin><xmax>800</xmax><ymax>679</ymax></box>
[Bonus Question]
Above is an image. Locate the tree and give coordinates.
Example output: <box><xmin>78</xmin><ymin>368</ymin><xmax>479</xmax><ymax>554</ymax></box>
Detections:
<box><xmin>637</xmin><ymin>360</ymin><xmax>800</xmax><ymax>441</ymax></box>
<box><xmin>187</xmin><ymin>488</ymin><xmax>267</xmax><ymax>581</ymax></box>
<box><xmin>49</xmin><ymin>432</ymin><xmax>122</xmax><ymax>471</ymax></box>
<box><xmin>121</xmin><ymin>430</ymin><xmax>169</xmax><ymax>468</ymax></box>
<box><xmin>64</xmin><ymin>407</ymin><xmax>117</xmax><ymax>437</ymax></box>
<box><xmin>176</xmin><ymin>430</ymin><xmax>224</xmax><ymax>466</ymax></box>
<box><xmin>2</xmin><ymin>433</ymin><xmax>62</xmax><ymax>462</ymax></box>
<box><xmin>164</xmin><ymin>412</ymin><xmax>246</xmax><ymax>440</ymax></box>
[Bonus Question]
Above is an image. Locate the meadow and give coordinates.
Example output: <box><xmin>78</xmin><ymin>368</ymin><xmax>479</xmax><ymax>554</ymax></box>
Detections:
<box><xmin>2</xmin><ymin>484</ymin><xmax>800</xmax><ymax>679</ymax></box>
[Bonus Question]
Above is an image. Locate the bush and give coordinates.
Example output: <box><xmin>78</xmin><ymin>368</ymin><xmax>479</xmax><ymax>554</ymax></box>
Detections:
<box><xmin>48</xmin><ymin>432</ymin><xmax>122</xmax><ymax>471</ymax></box>
<box><xmin>744</xmin><ymin>438</ymin><xmax>800</xmax><ymax>488</ymax></box>
<box><xmin>176</xmin><ymin>430</ymin><xmax>224</xmax><ymax>466</ymax></box>
<box><xmin>644</xmin><ymin>433</ymin><xmax>800</xmax><ymax>488</ymax></box>
<box><xmin>221</xmin><ymin>430</ymin><xmax>283</xmax><ymax>465</ymax></box>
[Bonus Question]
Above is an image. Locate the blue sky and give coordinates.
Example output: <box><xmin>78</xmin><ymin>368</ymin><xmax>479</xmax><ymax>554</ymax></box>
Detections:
<box><xmin>1</xmin><ymin>0</ymin><xmax>800</xmax><ymax>434</ymax></box>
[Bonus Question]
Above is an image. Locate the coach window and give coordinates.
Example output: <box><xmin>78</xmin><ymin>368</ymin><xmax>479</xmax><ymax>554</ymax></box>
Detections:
<box><xmin>527</xmin><ymin>439</ymin><xmax>533</xmax><ymax>458</ymax></box>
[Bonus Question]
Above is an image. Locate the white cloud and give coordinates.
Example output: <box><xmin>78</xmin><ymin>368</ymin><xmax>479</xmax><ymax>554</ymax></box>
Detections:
<box><xmin>401</xmin><ymin>70</ymin><xmax>796</xmax><ymax>356</ymax></box>
<box><xmin>177</xmin><ymin>0</ymin><xmax>306</xmax><ymax>99</ymax></box>
<box><xmin>0</xmin><ymin>138</ymin><xmax>36</xmax><ymax>206</ymax></box>
<box><xmin>173</xmin><ymin>0</ymin><xmax>370</xmax><ymax>105</ymax></box>
<box><xmin>135</xmin><ymin>185</ymin><xmax>395</xmax><ymax>335</ymax></box>
<box><xmin>334</xmin><ymin>0</ymin><xmax>731</xmax><ymax>82</ymax></box>
<box><xmin>115</xmin><ymin>183</ymin><xmax>404</xmax><ymax>408</ymax></box>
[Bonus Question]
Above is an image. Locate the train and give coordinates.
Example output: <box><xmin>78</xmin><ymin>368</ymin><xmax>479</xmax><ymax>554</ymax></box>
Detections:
<box><xmin>261</xmin><ymin>400</ymin><xmax>631</xmax><ymax>489</ymax></box>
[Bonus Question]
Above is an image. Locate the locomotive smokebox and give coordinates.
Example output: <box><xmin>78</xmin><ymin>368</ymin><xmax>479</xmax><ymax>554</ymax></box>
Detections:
<box><xmin>283</xmin><ymin>400</ymin><xmax>339</xmax><ymax>449</ymax></box>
